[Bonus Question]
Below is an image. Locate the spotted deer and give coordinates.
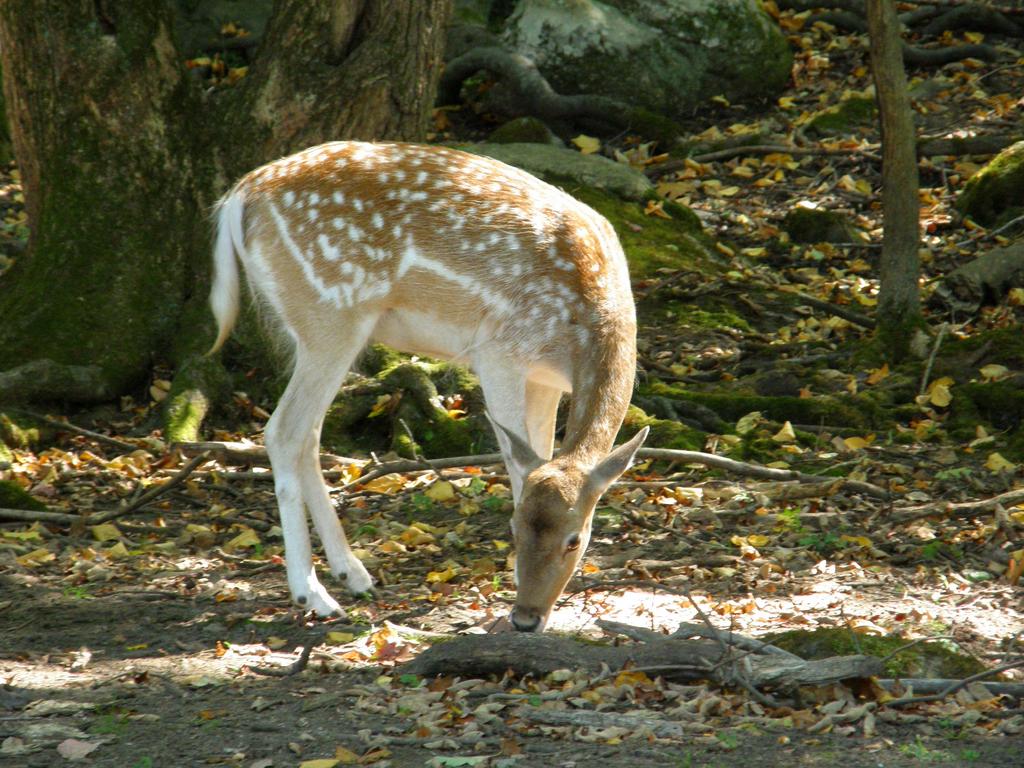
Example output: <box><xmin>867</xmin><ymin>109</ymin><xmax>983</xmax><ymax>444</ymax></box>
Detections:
<box><xmin>209</xmin><ymin>141</ymin><xmax>647</xmax><ymax>632</ymax></box>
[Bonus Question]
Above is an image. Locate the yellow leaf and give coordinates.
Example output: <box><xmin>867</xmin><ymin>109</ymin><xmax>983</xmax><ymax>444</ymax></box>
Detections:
<box><xmin>571</xmin><ymin>134</ymin><xmax>601</xmax><ymax>154</ymax></box>
<box><xmin>582</xmin><ymin>562</ymin><xmax>599</xmax><ymax>574</ymax></box>
<box><xmin>772</xmin><ymin>421</ymin><xmax>797</xmax><ymax>443</ymax></box>
<box><xmin>866</xmin><ymin>363</ymin><xmax>889</xmax><ymax>385</ymax></box>
<box><xmin>299</xmin><ymin>760</ymin><xmax>340</xmax><ymax>768</ymax></box>
<box><xmin>423</xmin><ymin>480</ymin><xmax>455</xmax><ymax>502</ymax></box>
<box><xmin>778</xmin><ymin>95</ymin><xmax>797</xmax><ymax>109</ymax></box>
<box><xmin>105</xmin><ymin>541</ymin><xmax>130</xmax><ymax>559</ymax></box>
<box><xmin>425</xmin><ymin>566</ymin><xmax>458</xmax><ymax>584</ymax></box>
<box><xmin>731</xmin><ymin>165</ymin><xmax>756</xmax><ymax>178</ymax></box>
<box><xmin>399</xmin><ymin>525</ymin><xmax>435</xmax><ymax>547</ymax></box>
<box><xmin>644</xmin><ymin>199</ymin><xmax>671</xmax><ymax>219</ymax></box>
<box><xmin>927</xmin><ymin>377</ymin><xmax>954</xmax><ymax>407</ymax></box>
<box><xmin>326</xmin><ymin>631</ymin><xmax>356</xmax><ymax>644</ymax></box>
<box><xmin>736</xmin><ymin>411</ymin><xmax>764</xmax><ymax>435</ymax></box>
<box><xmin>2</xmin><ymin>528</ymin><xmax>42</xmax><ymax>541</ymax></box>
<box><xmin>334</xmin><ymin>746</ymin><xmax>361</xmax><ymax>764</ymax></box>
<box><xmin>841</xmin><ymin>535</ymin><xmax>873</xmax><ymax>549</ymax></box>
<box><xmin>91</xmin><ymin>523</ymin><xmax>122</xmax><ymax>542</ymax></box>
<box><xmin>614</xmin><ymin>669</ymin><xmax>652</xmax><ymax>686</ymax></box>
<box><xmin>492</xmin><ymin>539</ymin><xmax>510</xmax><ymax>551</ymax></box>
<box><xmin>843</xmin><ymin>436</ymin><xmax>871</xmax><ymax>451</ymax></box>
<box><xmin>747</xmin><ymin>534</ymin><xmax>770</xmax><ymax>547</ymax></box>
<box><xmin>224</xmin><ymin>527</ymin><xmax>260</xmax><ymax>551</ymax></box>
<box><xmin>979</xmin><ymin>364</ymin><xmax>1010</xmax><ymax>381</ymax></box>
<box><xmin>1007</xmin><ymin>287</ymin><xmax>1024</xmax><ymax>306</ymax></box>
<box><xmin>266</xmin><ymin>636</ymin><xmax>288</xmax><ymax>650</ymax></box>
<box><xmin>985</xmin><ymin>452</ymin><xmax>1016</xmax><ymax>472</ymax></box>
<box><xmin>367</xmin><ymin>394</ymin><xmax>393</xmax><ymax>418</ymax></box>
<box><xmin>16</xmin><ymin>548</ymin><xmax>54</xmax><ymax>567</ymax></box>
<box><xmin>362</xmin><ymin>473</ymin><xmax>405</xmax><ymax>494</ymax></box>
<box><xmin>378</xmin><ymin>540</ymin><xmax>407</xmax><ymax>553</ymax></box>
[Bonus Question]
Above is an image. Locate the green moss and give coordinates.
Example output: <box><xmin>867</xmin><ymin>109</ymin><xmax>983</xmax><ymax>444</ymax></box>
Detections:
<box><xmin>956</xmin><ymin>140</ymin><xmax>1024</xmax><ymax>227</ymax></box>
<box><xmin>620</xmin><ymin>404</ymin><xmax>704</xmax><ymax>451</ymax></box>
<box><xmin>559</xmin><ymin>183</ymin><xmax>712</xmax><ymax>281</ymax></box>
<box><xmin>642</xmin><ymin>380</ymin><xmax>887</xmax><ymax>431</ymax></box>
<box><xmin>805</xmin><ymin>96</ymin><xmax>876</xmax><ymax>136</ymax></box>
<box><xmin>782</xmin><ymin>206</ymin><xmax>861</xmax><ymax>244</ymax></box>
<box><xmin>165</xmin><ymin>354</ymin><xmax>231</xmax><ymax>443</ymax></box>
<box><xmin>489</xmin><ymin>117</ymin><xmax>559</xmax><ymax>145</ymax></box>
<box><xmin>651</xmin><ymin>300</ymin><xmax>752</xmax><ymax>332</ymax></box>
<box><xmin>0</xmin><ymin>479</ymin><xmax>46</xmax><ymax>511</ymax></box>
<box><xmin>0</xmin><ymin>414</ymin><xmax>39</xmax><ymax>448</ymax></box>
<box><xmin>765</xmin><ymin>628</ymin><xmax>988</xmax><ymax>678</ymax></box>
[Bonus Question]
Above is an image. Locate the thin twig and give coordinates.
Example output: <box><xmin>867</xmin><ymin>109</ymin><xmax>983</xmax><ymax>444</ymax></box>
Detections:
<box><xmin>8</xmin><ymin>409</ymin><xmax>139</xmax><ymax>453</ymax></box>
<box><xmin>919</xmin><ymin>323</ymin><xmax>948</xmax><ymax>396</ymax></box>
<box><xmin>885</xmin><ymin>660</ymin><xmax>1024</xmax><ymax>707</ymax></box>
<box><xmin>88</xmin><ymin>451</ymin><xmax>211</xmax><ymax>524</ymax></box>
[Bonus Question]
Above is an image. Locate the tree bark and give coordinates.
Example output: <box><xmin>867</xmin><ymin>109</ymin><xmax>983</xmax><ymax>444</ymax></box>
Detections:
<box><xmin>0</xmin><ymin>0</ymin><xmax>451</xmax><ymax>419</ymax></box>
<box><xmin>867</xmin><ymin>0</ymin><xmax>924</xmax><ymax>361</ymax></box>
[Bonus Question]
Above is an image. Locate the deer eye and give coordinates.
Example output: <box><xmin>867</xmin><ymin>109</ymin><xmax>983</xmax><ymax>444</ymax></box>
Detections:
<box><xmin>565</xmin><ymin>534</ymin><xmax>581</xmax><ymax>552</ymax></box>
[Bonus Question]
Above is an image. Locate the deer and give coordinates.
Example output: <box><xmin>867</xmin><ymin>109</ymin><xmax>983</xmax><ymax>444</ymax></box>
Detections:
<box><xmin>208</xmin><ymin>141</ymin><xmax>647</xmax><ymax>632</ymax></box>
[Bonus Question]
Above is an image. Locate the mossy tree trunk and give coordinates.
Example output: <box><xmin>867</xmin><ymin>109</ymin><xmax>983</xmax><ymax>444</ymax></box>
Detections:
<box><xmin>867</xmin><ymin>0</ymin><xmax>923</xmax><ymax>362</ymax></box>
<box><xmin>0</xmin><ymin>0</ymin><xmax>451</xmax><ymax>439</ymax></box>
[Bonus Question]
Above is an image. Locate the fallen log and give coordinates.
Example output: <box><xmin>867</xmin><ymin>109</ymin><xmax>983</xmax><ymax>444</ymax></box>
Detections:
<box><xmin>401</xmin><ymin>632</ymin><xmax>883</xmax><ymax>690</ymax></box>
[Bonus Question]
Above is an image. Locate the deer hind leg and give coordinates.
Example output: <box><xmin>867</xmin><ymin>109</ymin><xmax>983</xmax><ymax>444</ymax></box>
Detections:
<box><xmin>524</xmin><ymin>380</ymin><xmax>563</xmax><ymax>461</ymax></box>
<box><xmin>265</xmin><ymin>316</ymin><xmax>377</xmax><ymax>616</ymax></box>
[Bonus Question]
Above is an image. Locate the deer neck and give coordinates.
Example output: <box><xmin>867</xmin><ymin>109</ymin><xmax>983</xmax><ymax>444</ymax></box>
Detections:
<box><xmin>560</xmin><ymin>313</ymin><xmax>637</xmax><ymax>466</ymax></box>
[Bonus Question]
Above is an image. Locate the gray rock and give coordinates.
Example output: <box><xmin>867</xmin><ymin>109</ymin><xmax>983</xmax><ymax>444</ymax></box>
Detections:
<box><xmin>463</xmin><ymin>142</ymin><xmax>653</xmax><ymax>200</ymax></box>
<box><xmin>501</xmin><ymin>0</ymin><xmax>791</xmax><ymax>121</ymax></box>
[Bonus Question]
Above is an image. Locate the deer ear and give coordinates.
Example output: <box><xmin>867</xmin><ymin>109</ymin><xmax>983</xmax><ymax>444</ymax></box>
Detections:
<box><xmin>584</xmin><ymin>427</ymin><xmax>649</xmax><ymax>499</ymax></box>
<box><xmin>487</xmin><ymin>413</ymin><xmax>544</xmax><ymax>480</ymax></box>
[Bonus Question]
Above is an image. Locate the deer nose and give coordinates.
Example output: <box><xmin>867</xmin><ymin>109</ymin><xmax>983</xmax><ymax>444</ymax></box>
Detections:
<box><xmin>510</xmin><ymin>607</ymin><xmax>543</xmax><ymax>632</ymax></box>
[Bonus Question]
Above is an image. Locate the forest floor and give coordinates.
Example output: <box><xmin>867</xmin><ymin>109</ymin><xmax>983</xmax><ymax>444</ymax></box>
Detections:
<box><xmin>3</xmin><ymin>6</ymin><xmax>1024</xmax><ymax>768</ymax></box>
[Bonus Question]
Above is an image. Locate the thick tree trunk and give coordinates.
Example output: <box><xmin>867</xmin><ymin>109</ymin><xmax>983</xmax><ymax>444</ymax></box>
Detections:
<box><xmin>0</xmin><ymin>1</ymin><xmax>212</xmax><ymax>398</ymax></box>
<box><xmin>0</xmin><ymin>0</ymin><xmax>452</xmax><ymax>426</ymax></box>
<box><xmin>867</xmin><ymin>0</ymin><xmax>924</xmax><ymax>361</ymax></box>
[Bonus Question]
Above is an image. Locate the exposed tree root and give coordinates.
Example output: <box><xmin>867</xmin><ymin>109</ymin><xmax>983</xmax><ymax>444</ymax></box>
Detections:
<box><xmin>931</xmin><ymin>239</ymin><xmax>1024</xmax><ymax>313</ymax></box>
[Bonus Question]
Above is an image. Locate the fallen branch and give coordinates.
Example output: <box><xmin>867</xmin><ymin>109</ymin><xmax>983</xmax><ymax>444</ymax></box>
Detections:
<box><xmin>401</xmin><ymin>631</ymin><xmax>884</xmax><ymax>689</ymax></box>
<box><xmin>931</xmin><ymin>239</ymin><xmax>1024</xmax><ymax>314</ymax></box>
<box><xmin>0</xmin><ymin>507</ymin><xmax>81</xmax><ymax>524</ymax></box>
<box><xmin>637</xmin><ymin>447</ymin><xmax>891</xmax><ymax>500</ymax></box>
<box><xmin>891</xmin><ymin>487</ymin><xmax>1024</xmax><ymax>523</ymax></box>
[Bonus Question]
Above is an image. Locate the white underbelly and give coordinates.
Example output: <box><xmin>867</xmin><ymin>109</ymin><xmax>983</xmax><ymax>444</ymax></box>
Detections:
<box><xmin>370</xmin><ymin>309</ymin><xmax>572</xmax><ymax>391</ymax></box>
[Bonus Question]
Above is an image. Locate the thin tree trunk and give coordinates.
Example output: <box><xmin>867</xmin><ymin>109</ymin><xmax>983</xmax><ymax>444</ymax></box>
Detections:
<box><xmin>867</xmin><ymin>0</ymin><xmax>923</xmax><ymax>361</ymax></box>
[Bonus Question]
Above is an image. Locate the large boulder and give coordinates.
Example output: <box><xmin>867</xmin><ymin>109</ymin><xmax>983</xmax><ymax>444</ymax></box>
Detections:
<box><xmin>500</xmin><ymin>0</ymin><xmax>792</xmax><ymax>121</ymax></box>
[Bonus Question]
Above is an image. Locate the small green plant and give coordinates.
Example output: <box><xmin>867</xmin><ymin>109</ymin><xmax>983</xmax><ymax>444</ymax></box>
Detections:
<box><xmin>131</xmin><ymin>758</ymin><xmax>154</xmax><ymax>768</ymax></box>
<box><xmin>480</xmin><ymin>495</ymin><xmax>508</xmax><ymax>514</ymax></box>
<box><xmin>899</xmin><ymin>736</ymin><xmax>950</xmax><ymax>762</ymax></box>
<box><xmin>90</xmin><ymin>713</ymin><xmax>129</xmax><ymax>736</ymax></box>
<box><xmin>63</xmin><ymin>585</ymin><xmax>94</xmax><ymax>600</ymax></box>
<box><xmin>777</xmin><ymin>507</ymin><xmax>806</xmax><ymax>534</ymax></box>
<box><xmin>934</xmin><ymin>467</ymin><xmax>972</xmax><ymax>482</ymax></box>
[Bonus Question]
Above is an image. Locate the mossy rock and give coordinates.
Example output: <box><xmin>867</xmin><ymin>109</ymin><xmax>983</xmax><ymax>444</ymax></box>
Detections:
<box><xmin>641</xmin><ymin>379</ymin><xmax>889</xmax><ymax>432</ymax></box>
<box><xmin>782</xmin><ymin>205</ymin><xmax>862</xmax><ymax>244</ymax></box>
<box><xmin>488</xmin><ymin>117</ymin><xmax>562</xmax><ymax>146</ymax></box>
<box><xmin>956</xmin><ymin>140</ymin><xmax>1024</xmax><ymax>227</ymax></box>
<box><xmin>0</xmin><ymin>413</ymin><xmax>39</xmax><ymax>449</ymax></box>
<box><xmin>765</xmin><ymin>628</ymin><xmax>988</xmax><ymax>679</ymax></box>
<box><xmin>0</xmin><ymin>479</ymin><xmax>46</xmax><ymax>511</ymax></box>
<box><xmin>565</xmin><ymin>185</ymin><xmax>713</xmax><ymax>281</ymax></box>
<box><xmin>804</xmin><ymin>96</ymin><xmax>876</xmax><ymax>136</ymax></box>
<box><xmin>323</xmin><ymin>357</ymin><xmax>490</xmax><ymax>459</ymax></box>
<box><xmin>619</xmin><ymin>404</ymin><xmax>704</xmax><ymax>451</ymax></box>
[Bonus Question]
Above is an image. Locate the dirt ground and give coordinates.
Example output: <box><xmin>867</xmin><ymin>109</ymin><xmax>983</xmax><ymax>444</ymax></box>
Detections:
<box><xmin>2</xmin><ymin>525</ymin><xmax>1022</xmax><ymax>768</ymax></box>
